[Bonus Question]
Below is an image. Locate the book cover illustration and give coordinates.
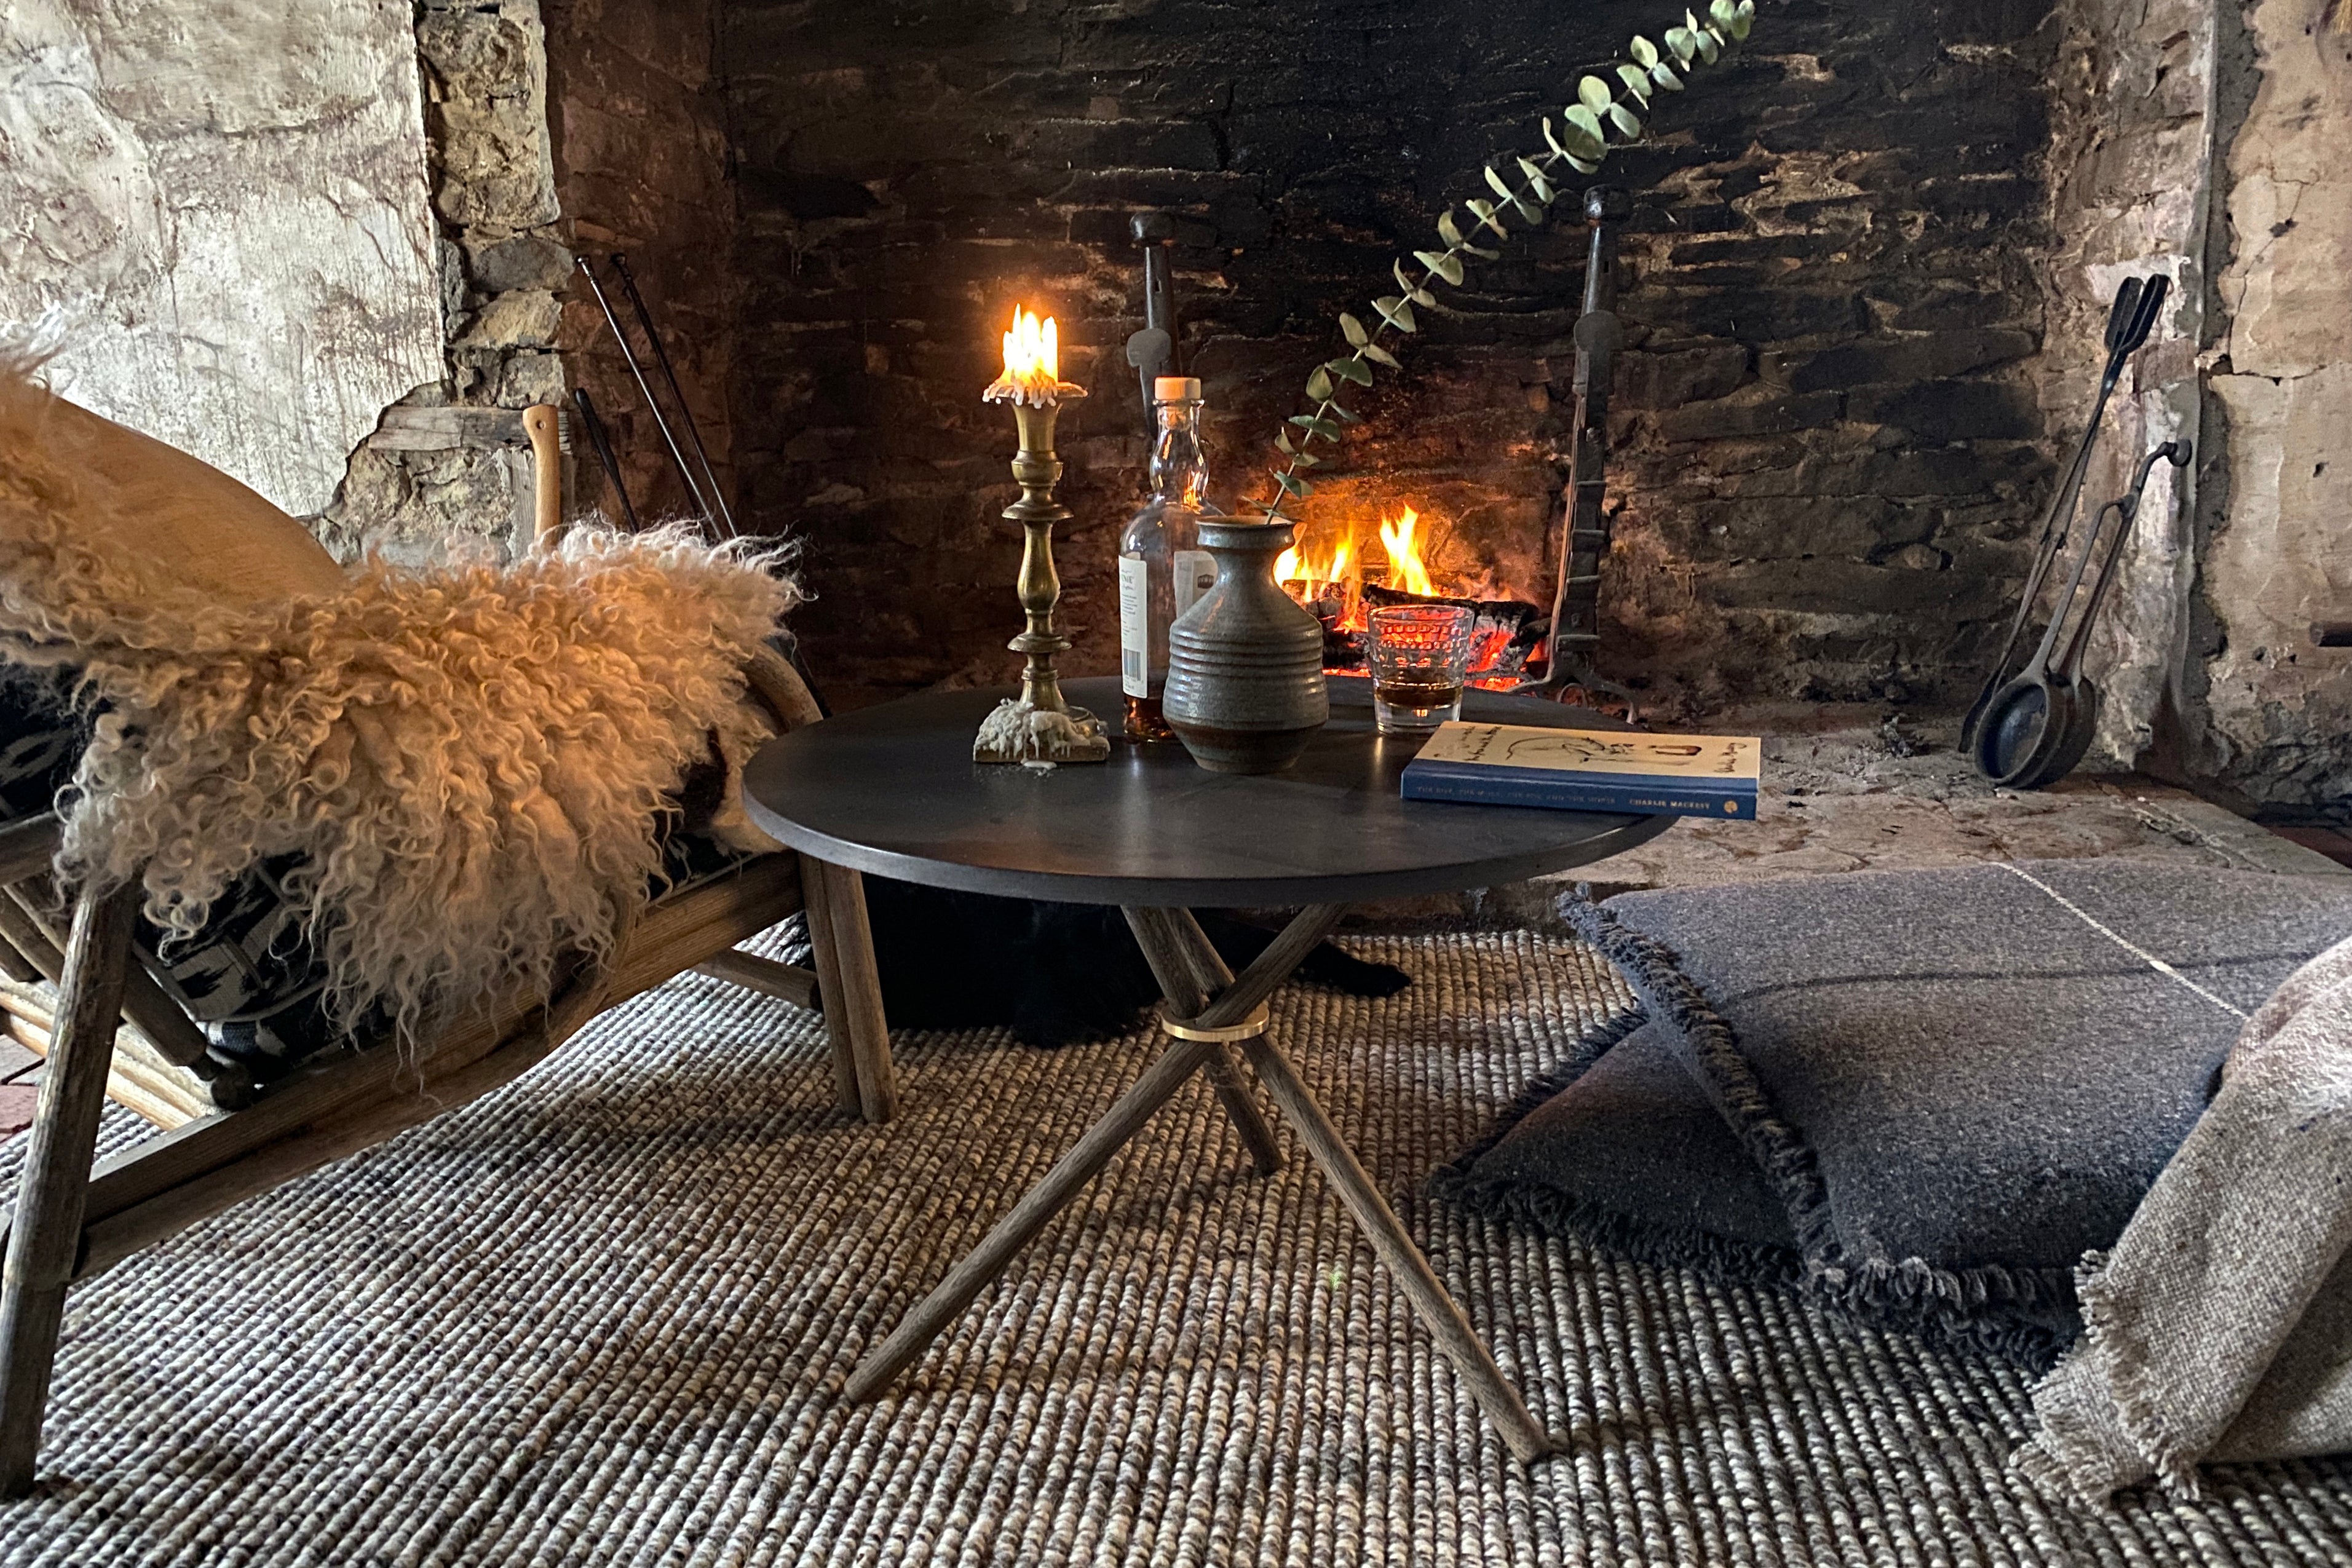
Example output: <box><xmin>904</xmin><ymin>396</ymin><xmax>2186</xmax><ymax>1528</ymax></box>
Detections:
<box><xmin>1401</xmin><ymin>723</ymin><xmax>1760</xmax><ymax>818</ymax></box>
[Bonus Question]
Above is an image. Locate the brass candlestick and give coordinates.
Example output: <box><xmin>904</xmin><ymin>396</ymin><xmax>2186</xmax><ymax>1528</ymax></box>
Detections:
<box><xmin>973</xmin><ymin>309</ymin><xmax>1110</xmax><ymax>764</ymax></box>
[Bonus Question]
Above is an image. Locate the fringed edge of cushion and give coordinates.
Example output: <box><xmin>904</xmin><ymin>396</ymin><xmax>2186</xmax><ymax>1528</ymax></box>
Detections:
<box><xmin>1437</xmin><ymin>1000</ymin><xmax>1649</xmax><ymax>1178</ymax></box>
<box><xmin>1545</xmin><ymin>891</ymin><xmax>2081</xmax><ymax>1368</ymax></box>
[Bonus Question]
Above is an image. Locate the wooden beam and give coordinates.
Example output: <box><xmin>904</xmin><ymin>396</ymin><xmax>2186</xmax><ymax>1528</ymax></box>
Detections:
<box><xmin>0</xmin><ymin>816</ymin><xmax>61</xmax><ymax>891</ymax></box>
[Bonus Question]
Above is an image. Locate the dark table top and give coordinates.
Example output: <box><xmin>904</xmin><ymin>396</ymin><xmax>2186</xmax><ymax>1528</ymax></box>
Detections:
<box><xmin>742</xmin><ymin>676</ymin><xmax>1675</xmax><ymax>906</ymax></box>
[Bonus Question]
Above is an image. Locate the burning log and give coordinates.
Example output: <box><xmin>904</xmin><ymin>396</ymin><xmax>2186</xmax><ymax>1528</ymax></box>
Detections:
<box><xmin>1332</xmin><ymin>582</ymin><xmax>1548</xmax><ymax>684</ymax></box>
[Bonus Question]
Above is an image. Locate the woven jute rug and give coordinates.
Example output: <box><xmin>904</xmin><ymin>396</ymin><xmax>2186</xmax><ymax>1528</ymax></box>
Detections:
<box><xmin>2</xmin><ymin>926</ymin><xmax>2350</xmax><ymax>1566</ymax></box>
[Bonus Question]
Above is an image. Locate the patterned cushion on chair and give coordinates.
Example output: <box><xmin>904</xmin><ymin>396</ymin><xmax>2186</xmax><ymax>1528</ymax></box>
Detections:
<box><xmin>0</xmin><ymin>673</ymin><xmax>764</xmax><ymax>1102</ymax></box>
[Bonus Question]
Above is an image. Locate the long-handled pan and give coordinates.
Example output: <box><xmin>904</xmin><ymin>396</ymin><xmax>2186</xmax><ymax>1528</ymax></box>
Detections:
<box><xmin>1962</xmin><ymin>274</ymin><xmax>2169</xmax><ymax>754</ymax></box>
<box><xmin>1970</xmin><ymin>440</ymin><xmax>2189</xmax><ymax>789</ymax></box>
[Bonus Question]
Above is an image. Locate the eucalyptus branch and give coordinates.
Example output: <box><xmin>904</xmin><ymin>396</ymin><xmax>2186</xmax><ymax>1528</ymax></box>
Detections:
<box><xmin>1253</xmin><ymin>0</ymin><xmax>1758</xmax><ymax>523</ymax></box>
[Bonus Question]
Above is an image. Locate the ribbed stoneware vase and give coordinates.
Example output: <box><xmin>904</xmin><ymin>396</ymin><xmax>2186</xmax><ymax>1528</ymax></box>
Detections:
<box><xmin>1163</xmin><ymin>517</ymin><xmax>1329</xmax><ymax>774</ymax></box>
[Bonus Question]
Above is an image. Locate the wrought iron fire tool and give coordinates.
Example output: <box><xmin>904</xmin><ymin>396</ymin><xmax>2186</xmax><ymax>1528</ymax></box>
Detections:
<box><xmin>569</xmin><ymin>388</ymin><xmax>639</xmax><ymax>529</ymax></box>
<box><xmin>1517</xmin><ymin>186</ymin><xmax>1637</xmax><ymax>714</ymax></box>
<box><xmin>574</xmin><ymin>255</ymin><xmax>719</xmax><ymax>538</ymax></box>
<box><xmin>609</xmin><ymin>252</ymin><xmax>739</xmax><ymax>539</ymax></box>
<box><xmin>1125</xmin><ymin>212</ymin><xmax>1180</xmax><ymax>437</ymax></box>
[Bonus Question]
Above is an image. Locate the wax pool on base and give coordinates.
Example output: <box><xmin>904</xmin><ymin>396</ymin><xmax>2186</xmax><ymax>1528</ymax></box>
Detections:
<box><xmin>1119</xmin><ymin>377</ymin><xmax>1218</xmax><ymax>740</ymax></box>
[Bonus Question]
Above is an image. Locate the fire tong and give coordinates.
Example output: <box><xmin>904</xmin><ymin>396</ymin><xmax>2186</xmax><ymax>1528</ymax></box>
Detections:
<box><xmin>1518</xmin><ymin>186</ymin><xmax>1637</xmax><ymax>715</ymax></box>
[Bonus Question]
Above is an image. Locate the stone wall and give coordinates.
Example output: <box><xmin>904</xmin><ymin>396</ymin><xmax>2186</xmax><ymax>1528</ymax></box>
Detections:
<box><xmin>723</xmin><ymin>0</ymin><xmax>2061</xmax><ymax>713</ymax></box>
<box><xmin>2188</xmin><ymin>0</ymin><xmax>2352</xmax><ymax>806</ymax></box>
<box><xmin>322</xmin><ymin>0</ymin><xmax>737</xmax><ymax>562</ymax></box>
<box><xmin>323</xmin><ymin>0</ymin><xmax>566</xmax><ymax>562</ymax></box>
<box><xmin>0</xmin><ymin>0</ymin><xmax>442</xmax><ymax>516</ymax></box>
<box><xmin>2035</xmin><ymin>0</ymin><xmax>2351</xmax><ymax>806</ymax></box>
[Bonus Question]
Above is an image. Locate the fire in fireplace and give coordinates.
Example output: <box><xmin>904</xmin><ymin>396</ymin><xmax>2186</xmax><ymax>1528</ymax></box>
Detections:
<box><xmin>1275</xmin><ymin>504</ymin><xmax>1549</xmax><ymax>689</ymax></box>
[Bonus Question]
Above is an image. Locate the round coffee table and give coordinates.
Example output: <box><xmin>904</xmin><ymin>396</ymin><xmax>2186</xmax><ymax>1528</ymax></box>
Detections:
<box><xmin>744</xmin><ymin>675</ymin><xmax>1673</xmax><ymax>1461</ymax></box>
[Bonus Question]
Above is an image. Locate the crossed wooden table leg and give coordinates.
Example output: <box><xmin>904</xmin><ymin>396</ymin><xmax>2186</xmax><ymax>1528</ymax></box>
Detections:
<box><xmin>844</xmin><ymin>903</ymin><xmax>1558</xmax><ymax>1463</ymax></box>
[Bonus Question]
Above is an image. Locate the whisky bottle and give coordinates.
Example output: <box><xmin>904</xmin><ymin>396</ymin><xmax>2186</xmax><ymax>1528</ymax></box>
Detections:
<box><xmin>1117</xmin><ymin>376</ymin><xmax>1217</xmax><ymax>740</ymax></box>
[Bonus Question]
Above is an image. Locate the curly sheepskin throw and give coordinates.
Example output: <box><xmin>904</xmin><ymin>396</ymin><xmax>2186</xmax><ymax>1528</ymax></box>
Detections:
<box><xmin>0</xmin><ymin>363</ymin><xmax>796</xmax><ymax>1041</ymax></box>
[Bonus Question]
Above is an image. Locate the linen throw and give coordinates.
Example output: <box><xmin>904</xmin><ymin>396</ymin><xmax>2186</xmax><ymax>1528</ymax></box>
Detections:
<box><xmin>2022</xmin><ymin>933</ymin><xmax>2352</xmax><ymax>1500</ymax></box>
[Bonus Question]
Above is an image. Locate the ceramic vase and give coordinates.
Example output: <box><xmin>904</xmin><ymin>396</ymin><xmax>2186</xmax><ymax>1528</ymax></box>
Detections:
<box><xmin>1163</xmin><ymin>517</ymin><xmax>1329</xmax><ymax>774</ymax></box>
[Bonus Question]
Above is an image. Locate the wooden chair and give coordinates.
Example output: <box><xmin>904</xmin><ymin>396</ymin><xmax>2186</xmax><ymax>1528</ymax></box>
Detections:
<box><xmin>0</xmin><ymin>647</ymin><xmax>897</xmax><ymax>1495</ymax></box>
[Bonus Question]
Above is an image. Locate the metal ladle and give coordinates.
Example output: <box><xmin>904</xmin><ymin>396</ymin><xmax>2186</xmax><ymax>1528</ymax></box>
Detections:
<box><xmin>1970</xmin><ymin>440</ymin><xmax>2190</xmax><ymax>789</ymax></box>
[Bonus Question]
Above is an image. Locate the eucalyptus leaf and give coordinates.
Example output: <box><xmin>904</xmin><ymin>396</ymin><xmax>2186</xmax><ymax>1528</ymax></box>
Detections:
<box><xmin>1328</xmin><ymin>356</ymin><xmax>1373</xmax><ymax>387</ymax></box>
<box><xmin>1694</xmin><ymin>26</ymin><xmax>1720</xmax><ymax>63</ymax></box>
<box><xmin>1415</xmin><ymin>248</ymin><xmax>1465</xmax><ymax>285</ymax></box>
<box><xmin>1466</xmin><ymin>197</ymin><xmax>1509</xmax><ymax>239</ymax></box>
<box><xmin>1289</xmin><ymin>414</ymin><xmax>1342</xmax><ymax>440</ymax></box>
<box><xmin>1437</xmin><ymin>209</ymin><xmax>1465</xmax><ymax>247</ymax></box>
<box><xmin>1293</xmin><ymin>449</ymin><xmax>1320</xmax><ymax>467</ymax></box>
<box><xmin>1730</xmin><ymin>0</ymin><xmax>1754</xmax><ymax>39</ymax></box>
<box><xmin>1687</xmin><ymin>7</ymin><xmax>1701</xmax><ymax>33</ymax></box>
<box><xmin>1374</xmin><ymin>294</ymin><xmax>1419</xmax><ymax>332</ymax></box>
<box><xmin>1512</xmin><ymin>196</ymin><xmax>1544</xmax><ymax>224</ymax></box>
<box><xmin>1544</xmin><ymin>117</ymin><xmax>1569</xmax><ymax>157</ymax></box>
<box><xmin>1340</xmin><ymin>311</ymin><xmax>1369</xmax><ymax>348</ymax></box>
<box><xmin>1567</xmin><ymin>152</ymin><xmax>1602</xmax><ymax>175</ymax></box>
<box><xmin>1329</xmin><ymin>402</ymin><xmax>1361</xmax><ymax>423</ymax></box>
<box><xmin>1652</xmin><ymin>60</ymin><xmax>1684</xmax><ymax>90</ymax></box>
<box><xmin>1517</xmin><ymin>157</ymin><xmax>1554</xmax><ymax>202</ymax></box>
<box><xmin>1631</xmin><ymin>34</ymin><xmax>1660</xmax><ymax>67</ymax></box>
<box><xmin>1361</xmin><ymin>342</ymin><xmax>1401</xmax><ymax>370</ymax></box>
<box><xmin>1276</xmin><ymin>428</ymin><xmax>1295</xmax><ymax>454</ymax></box>
<box><xmin>1608</xmin><ymin>100</ymin><xmax>1642</xmax><ymax>139</ymax></box>
<box><xmin>1276</xmin><ymin>472</ymin><xmax>1309</xmax><ymax>498</ymax></box>
<box><xmin>1484</xmin><ymin>165</ymin><xmax>1514</xmax><ymax>202</ymax></box>
<box><xmin>1393</xmin><ymin>258</ymin><xmax>1436</xmax><ymax>306</ymax></box>
<box><xmin>1616</xmin><ymin>63</ymin><xmax>1653</xmax><ymax>103</ymax></box>
<box><xmin>1707</xmin><ymin>0</ymin><xmax>1736</xmax><ymax>28</ymax></box>
<box><xmin>1562</xmin><ymin>103</ymin><xmax>1607</xmax><ymax>156</ymax></box>
<box><xmin>1577</xmin><ymin>75</ymin><xmax>1614</xmax><ymax>113</ymax></box>
<box><xmin>1306</xmin><ymin>366</ymin><xmax>1333</xmax><ymax>402</ymax></box>
<box><xmin>1665</xmin><ymin>25</ymin><xmax>1697</xmax><ymax>62</ymax></box>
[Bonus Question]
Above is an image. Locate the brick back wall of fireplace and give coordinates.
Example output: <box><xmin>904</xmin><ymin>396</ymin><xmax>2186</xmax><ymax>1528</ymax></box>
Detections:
<box><xmin>723</xmin><ymin>0</ymin><xmax>2059</xmax><ymax>715</ymax></box>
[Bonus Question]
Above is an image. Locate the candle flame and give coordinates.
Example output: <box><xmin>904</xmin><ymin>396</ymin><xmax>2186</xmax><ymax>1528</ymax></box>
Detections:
<box><xmin>984</xmin><ymin>305</ymin><xmax>1069</xmax><ymax>406</ymax></box>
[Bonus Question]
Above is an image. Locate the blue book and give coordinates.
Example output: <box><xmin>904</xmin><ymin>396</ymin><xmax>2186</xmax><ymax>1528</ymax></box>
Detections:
<box><xmin>1400</xmin><ymin>721</ymin><xmax>1760</xmax><ymax>819</ymax></box>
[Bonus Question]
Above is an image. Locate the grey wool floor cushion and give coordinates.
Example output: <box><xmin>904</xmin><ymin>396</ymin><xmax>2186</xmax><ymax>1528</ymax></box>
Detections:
<box><xmin>1442</xmin><ymin>861</ymin><xmax>2352</xmax><ymax>1366</ymax></box>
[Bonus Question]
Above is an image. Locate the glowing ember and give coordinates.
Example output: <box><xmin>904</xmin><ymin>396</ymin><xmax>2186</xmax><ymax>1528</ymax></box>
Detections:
<box><xmin>983</xmin><ymin>305</ymin><xmax>1074</xmax><ymax>406</ymax></box>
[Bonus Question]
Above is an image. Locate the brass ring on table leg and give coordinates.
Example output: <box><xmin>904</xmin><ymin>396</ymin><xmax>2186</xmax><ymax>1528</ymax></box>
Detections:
<box><xmin>1159</xmin><ymin>1003</ymin><xmax>1272</xmax><ymax>1042</ymax></box>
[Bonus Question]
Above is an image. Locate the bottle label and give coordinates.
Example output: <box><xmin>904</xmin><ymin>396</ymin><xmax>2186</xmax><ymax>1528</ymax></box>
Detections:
<box><xmin>1119</xmin><ymin>554</ymin><xmax>1152</xmax><ymax>697</ymax></box>
<box><xmin>1173</xmin><ymin>550</ymin><xmax>1214</xmax><ymax>617</ymax></box>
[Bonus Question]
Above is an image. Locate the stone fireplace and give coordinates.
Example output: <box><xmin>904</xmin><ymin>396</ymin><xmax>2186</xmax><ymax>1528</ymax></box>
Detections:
<box><xmin>2</xmin><ymin>0</ymin><xmax>2344</xmax><ymax>810</ymax></box>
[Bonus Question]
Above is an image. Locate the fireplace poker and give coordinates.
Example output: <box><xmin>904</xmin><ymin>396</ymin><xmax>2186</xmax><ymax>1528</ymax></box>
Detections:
<box><xmin>609</xmin><ymin>252</ymin><xmax>740</xmax><ymax>539</ymax></box>
<box><xmin>570</xmin><ymin>387</ymin><xmax>639</xmax><ymax>529</ymax></box>
<box><xmin>1125</xmin><ymin>212</ymin><xmax>1179</xmax><ymax>435</ymax></box>
<box><xmin>574</xmin><ymin>254</ymin><xmax>720</xmax><ymax>537</ymax></box>
<box><xmin>1517</xmin><ymin>186</ymin><xmax>1637</xmax><ymax>716</ymax></box>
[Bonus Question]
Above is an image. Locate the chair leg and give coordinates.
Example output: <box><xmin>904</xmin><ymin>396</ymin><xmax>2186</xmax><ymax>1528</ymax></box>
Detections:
<box><xmin>0</xmin><ymin>882</ymin><xmax>138</xmax><ymax>1497</ymax></box>
<box><xmin>803</xmin><ymin>858</ymin><xmax>899</xmax><ymax>1123</ymax></box>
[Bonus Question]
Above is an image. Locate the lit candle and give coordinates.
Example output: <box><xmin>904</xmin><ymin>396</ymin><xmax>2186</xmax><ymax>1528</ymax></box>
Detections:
<box><xmin>983</xmin><ymin>305</ymin><xmax>1081</xmax><ymax>407</ymax></box>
